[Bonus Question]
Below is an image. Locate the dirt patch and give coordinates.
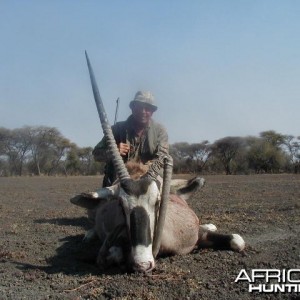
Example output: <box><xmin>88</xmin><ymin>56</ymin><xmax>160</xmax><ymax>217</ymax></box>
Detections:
<box><xmin>0</xmin><ymin>174</ymin><xmax>299</xmax><ymax>299</ymax></box>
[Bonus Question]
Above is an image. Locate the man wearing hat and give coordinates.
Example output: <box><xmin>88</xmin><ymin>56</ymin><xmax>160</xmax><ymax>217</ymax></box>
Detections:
<box><xmin>93</xmin><ymin>91</ymin><xmax>169</xmax><ymax>187</ymax></box>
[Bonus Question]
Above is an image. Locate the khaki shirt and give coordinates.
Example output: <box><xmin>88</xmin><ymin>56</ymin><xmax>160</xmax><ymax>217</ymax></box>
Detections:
<box><xmin>93</xmin><ymin>115</ymin><xmax>169</xmax><ymax>185</ymax></box>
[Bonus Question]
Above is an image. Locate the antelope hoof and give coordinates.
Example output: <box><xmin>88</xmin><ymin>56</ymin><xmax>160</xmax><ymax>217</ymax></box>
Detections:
<box><xmin>199</xmin><ymin>223</ymin><xmax>217</xmax><ymax>233</ymax></box>
<box><xmin>230</xmin><ymin>234</ymin><xmax>246</xmax><ymax>252</ymax></box>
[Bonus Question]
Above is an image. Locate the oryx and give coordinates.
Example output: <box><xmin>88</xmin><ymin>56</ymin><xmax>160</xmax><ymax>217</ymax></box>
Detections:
<box><xmin>70</xmin><ymin>52</ymin><xmax>245</xmax><ymax>273</ymax></box>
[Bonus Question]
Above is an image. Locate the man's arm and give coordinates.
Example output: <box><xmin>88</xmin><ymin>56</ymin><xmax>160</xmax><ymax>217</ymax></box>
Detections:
<box><xmin>92</xmin><ymin>122</ymin><xmax>129</xmax><ymax>162</ymax></box>
<box><xmin>146</xmin><ymin>126</ymin><xmax>169</xmax><ymax>179</ymax></box>
<box><xmin>92</xmin><ymin>138</ymin><xmax>110</xmax><ymax>162</ymax></box>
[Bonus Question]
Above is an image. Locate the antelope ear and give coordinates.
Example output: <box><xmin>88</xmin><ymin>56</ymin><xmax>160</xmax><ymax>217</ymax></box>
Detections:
<box><xmin>96</xmin><ymin>184</ymin><xmax>120</xmax><ymax>197</ymax></box>
<box><xmin>176</xmin><ymin>177</ymin><xmax>205</xmax><ymax>201</ymax></box>
<box><xmin>70</xmin><ymin>184</ymin><xmax>120</xmax><ymax>209</ymax></box>
<box><xmin>70</xmin><ymin>193</ymin><xmax>102</xmax><ymax>209</ymax></box>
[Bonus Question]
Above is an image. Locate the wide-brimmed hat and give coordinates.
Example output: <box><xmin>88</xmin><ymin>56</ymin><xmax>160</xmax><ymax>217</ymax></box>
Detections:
<box><xmin>129</xmin><ymin>91</ymin><xmax>157</xmax><ymax>112</ymax></box>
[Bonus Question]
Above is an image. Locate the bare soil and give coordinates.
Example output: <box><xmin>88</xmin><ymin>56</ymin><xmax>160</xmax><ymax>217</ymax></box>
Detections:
<box><xmin>0</xmin><ymin>174</ymin><xmax>299</xmax><ymax>300</ymax></box>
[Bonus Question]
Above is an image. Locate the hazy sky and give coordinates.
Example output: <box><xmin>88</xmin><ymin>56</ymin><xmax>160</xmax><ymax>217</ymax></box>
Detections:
<box><xmin>1</xmin><ymin>1</ymin><xmax>300</xmax><ymax>147</ymax></box>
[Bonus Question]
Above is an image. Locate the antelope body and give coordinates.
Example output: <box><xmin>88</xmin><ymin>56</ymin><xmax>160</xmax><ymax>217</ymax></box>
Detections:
<box><xmin>71</xmin><ymin>172</ymin><xmax>245</xmax><ymax>273</ymax></box>
<box><xmin>70</xmin><ymin>53</ymin><xmax>245</xmax><ymax>273</ymax></box>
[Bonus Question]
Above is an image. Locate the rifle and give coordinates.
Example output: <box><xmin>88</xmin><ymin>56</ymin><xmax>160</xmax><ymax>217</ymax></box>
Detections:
<box><xmin>114</xmin><ymin>97</ymin><xmax>120</xmax><ymax>125</ymax></box>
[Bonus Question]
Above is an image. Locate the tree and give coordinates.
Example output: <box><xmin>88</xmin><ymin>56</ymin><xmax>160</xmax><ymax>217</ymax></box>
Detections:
<box><xmin>170</xmin><ymin>141</ymin><xmax>212</xmax><ymax>173</ymax></box>
<box><xmin>0</xmin><ymin>125</ymin><xmax>298</xmax><ymax>175</ymax></box>
<box><xmin>170</xmin><ymin>142</ymin><xmax>191</xmax><ymax>173</ymax></box>
<box><xmin>211</xmin><ymin>137</ymin><xmax>244</xmax><ymax>175</ymax></box>
<box><xmin>0</xmin><ymin>127</ymin><xmax>31</xmax><ymax>175</ymax></box>
<box><xmin>0</xmin><ymin>128</ymin><xmax>12</xmax><ymax>174</ymax></box>
<box><xmin>25</xmin><ymin>126</ymin><xmax>72</xmax><ymax>175</ymax></box>
<box><xmin>27</xmin><ymin>126</ymin><xmax>52</xmax><ymax>175</ymax></box>
<box><xmin>283</xmin><ymin>135</ymin><xmax>300</xmax><ymax>173</ymax></box>
<box><xmin>246</xmin><ymin>136</ymin><xmax>287</xmax><ymax>173</ymax></box>
<box><xmin>188</xmin><ymin>141</ymin><xmax>212</xmax><ymax>172</ymax></box>
<box><xmin>65</xmin><ymin>146</ymin><xmax>81</xmax><ymax>175</ymax></box>
<box><xmin>260</xmin><ymin>130</ymin><xmax>285</xmax><ymax>148</ymax></box>
<box><xmin>45</xmin><ymin>136</ymin><xmax>72</xmax><ymax>175</ymax></box>
<box><xmin>0</xmin><ymin>127</ymin><xmax>10</xmax><ymax>155</ymax></box>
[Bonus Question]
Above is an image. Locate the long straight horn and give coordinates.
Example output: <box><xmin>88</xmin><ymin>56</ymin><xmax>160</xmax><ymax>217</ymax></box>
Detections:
<box><xmin>85</xmin><ymin>51</ymin><xmax>130</xmax><ymax>181</ymax></box>
<box><xmin>152</xmin><ymin>155</ymin><xmax>173</xmax><ymax>257</ymax></box>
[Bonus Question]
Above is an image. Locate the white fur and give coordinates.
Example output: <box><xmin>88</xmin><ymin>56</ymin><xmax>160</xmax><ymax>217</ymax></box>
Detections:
<box><xmin>170</xmin><ymin>179</ymin><xmax>189</xmax><ymax>188</ymax></box>
<box><xmin>131</xmin><ymin>244</ymin><xmax>155</xmax><ymax>272</ymax></box>
<box><xmin>91</xmin><ymin>184</ymin><xmax>120</xmax><ymax>198</ymax></box>
<box><xmin>199</xmin><ymin>223</ymin><xmax>217</xmax><ymax>233</ymax></box>
<box><xmin>230</xmin><ymin>234</ymin><xmax>245</xmax><ymax>252</ymax></box>
<box><xmin>90</xmin><ymin>192</ymin><xmax>99</xmax><ymax>198</ymax></box>
<box><xmin>197</xmin><ymin>177</ymin><xmax>206</xmax><ymax>188</ymax></box>
<box><xmin>120</xmin><ymin>181</ymin><xmax>159</xmax><ymax>240</ymax></box>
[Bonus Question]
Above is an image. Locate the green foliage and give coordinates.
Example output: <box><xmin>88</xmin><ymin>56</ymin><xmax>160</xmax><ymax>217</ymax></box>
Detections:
<box><xmin>170</xmin><ymin>141</ymin><xmax>211</xmax><ymax>173</ymax></box>
<box><xmin>260</xmin><ymin>130</ymin><xmax>285</xmax><ymax>148</ymax></box>
<box><xmin>65</xmin><ymin>147</ymin><xmax>81</xmax><ymax>175</ymax></box>
<box><xmin>210</xmin><ymin>137</ymin><xmax>244</xmax><ymax>175</ymax></box>
<box><xmin>0</xmin><ymin>126</ymin><xmax>298</xmax><ymax>176</ymax></box>
<box><xmin>247</xmin><ymin>138</ymin><xmax>286</xmax><ymax>173</ymax></box>
<box><xmin>282</xmin><ymin>135</ymin><xmax>300</xmax><ymax>173</ymax></box>
<box><xmin>0</xmin><ymin>126</ymin><xmax>102</xmax><ymax>176</ymax></box>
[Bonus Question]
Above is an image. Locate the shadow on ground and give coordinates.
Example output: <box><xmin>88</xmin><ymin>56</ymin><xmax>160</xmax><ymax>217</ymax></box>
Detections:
<box><xmin>34</xmin><ymin>216</ymin><xmax>90</xmax><ymax>230</ymax></box>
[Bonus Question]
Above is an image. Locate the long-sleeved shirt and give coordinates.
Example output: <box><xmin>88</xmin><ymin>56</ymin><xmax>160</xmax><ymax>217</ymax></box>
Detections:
<box><xmin>92</xmin><ymin>115</ymin><xmax>169</xmax><ymax>185</ymax></box>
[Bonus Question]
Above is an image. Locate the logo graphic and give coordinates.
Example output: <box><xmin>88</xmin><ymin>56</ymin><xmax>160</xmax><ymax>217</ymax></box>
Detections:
<box><xmin>235</xmin><ymin>269</ymin><xmax>300</xmax><ymax>293</ymax></box>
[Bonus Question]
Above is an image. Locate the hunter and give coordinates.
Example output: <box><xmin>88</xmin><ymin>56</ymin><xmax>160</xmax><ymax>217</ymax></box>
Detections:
<box><xmin>92</xmin><ymin>91</ymin><xmax>169</xmax><ymax>187</ymax></box>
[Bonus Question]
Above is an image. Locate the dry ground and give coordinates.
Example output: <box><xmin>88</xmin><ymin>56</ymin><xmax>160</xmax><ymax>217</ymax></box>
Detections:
<box><xmin>0</xmin><ymin>174</ymin><xmax>299</xmax><ymax>300</ymax></box>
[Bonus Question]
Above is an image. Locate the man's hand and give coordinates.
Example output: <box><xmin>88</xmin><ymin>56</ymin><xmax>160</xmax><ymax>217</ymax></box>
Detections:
<box><xmin>118</xmin><ymin>143</ymin><xmax>130</xmax><ymax>156</ymax></box>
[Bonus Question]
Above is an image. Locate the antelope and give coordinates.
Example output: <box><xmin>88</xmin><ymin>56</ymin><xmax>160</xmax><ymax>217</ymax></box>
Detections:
<box><xmin>70</xmin><ymin>52</ymin><xmax>245</xmax><ymax>273</ymax></box>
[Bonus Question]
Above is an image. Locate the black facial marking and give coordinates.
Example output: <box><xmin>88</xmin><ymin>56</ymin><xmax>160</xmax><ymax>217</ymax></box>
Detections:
<box><xmin>130</xmin><ymin>206</ymin><xmax>151</xmax><ymax>247</ymax></box>
<box><xmin>121</xmin><ymin>178</ymin><xmax>153</xmax><ymax>197</ymax></box>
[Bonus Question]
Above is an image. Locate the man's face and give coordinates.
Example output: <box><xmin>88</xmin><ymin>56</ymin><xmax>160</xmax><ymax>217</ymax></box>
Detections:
<box><xmin>131</xmin><ymin>102</ymin><xmax>154</xmax><ymax>125</ymax></box>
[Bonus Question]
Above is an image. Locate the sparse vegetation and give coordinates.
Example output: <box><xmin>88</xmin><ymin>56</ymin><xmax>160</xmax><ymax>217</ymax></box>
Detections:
<box><xmin>1</xmin><ymin>126</ymin><xmax>299</xmax><ymax>176</ymax></box>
